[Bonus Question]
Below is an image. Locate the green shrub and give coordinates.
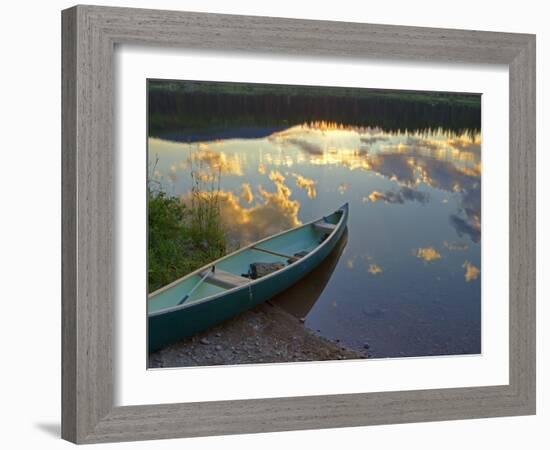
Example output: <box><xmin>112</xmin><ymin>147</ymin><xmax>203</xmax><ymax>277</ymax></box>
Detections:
<box><xmin>148</xmin><ymin>189</ymin><xmax>226</xmax><ymax>293</ymax></box>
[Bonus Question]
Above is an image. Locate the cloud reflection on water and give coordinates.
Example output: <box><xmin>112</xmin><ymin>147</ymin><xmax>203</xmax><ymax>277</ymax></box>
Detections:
<box><xmin>368</xmin><ymin>264</ymin><xmax>383</xmax><ymax>275</ymax></box>
<box><xmin>149</xmin><ymin>121</ymin><xmax>481</xmax><ymax>248</ymax></box>
<box><xmin>292</xmin><ymin>173</ymin><xmax>317</xmax><ymax>199</ymax></box>
<box><xmin>366</xmin><ymin>186</ymin><xmax>429</xmax><ymax>205</ymax></box>
<box><xmin>462</xmin><ymin>260</ymin><xmax>481</xmax><ymax>282</ymax></box>
<box><xmin>189</xmin><ymin>147</ymin><xmax>243</xmax><ymax>176</ymax></box>
<box><xmin>188</xmin><ymin>182</ymin><xmax>301</xmax><ymax>247</ymax></box>
<box><xmin>240</xmin><ymin>183</ymin><xmax>253</xmax><ymax>204</ymax></box>
<box><xmin>268</xmin><ymin>122</ymin><xmax>481</xmax><ymax>244</ymax></box>
<box><xmin>415</xmin><ymin>247</ymin><xmax>442</xmax><ymax>262</ymax></box>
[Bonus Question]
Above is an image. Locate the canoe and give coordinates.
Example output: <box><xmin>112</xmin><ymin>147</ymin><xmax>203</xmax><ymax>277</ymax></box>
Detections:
<box><xmin>148</xmin><ymin>203</ymin><xmax>349</xmax><ymax>353</ymax></box>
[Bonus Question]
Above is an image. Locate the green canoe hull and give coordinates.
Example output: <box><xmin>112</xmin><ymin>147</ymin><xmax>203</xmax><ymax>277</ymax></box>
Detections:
<box><xmin>148</xmin><ymin>204</ymin><xmax>348</xmax><ymax>353</ymax></box>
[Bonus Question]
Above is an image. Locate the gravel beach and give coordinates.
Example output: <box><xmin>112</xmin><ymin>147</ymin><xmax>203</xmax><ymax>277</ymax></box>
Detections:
<box><xmin>148</xmin><ymin>300</ymin><xmax>366</xmax><ymax>368</ymax></box>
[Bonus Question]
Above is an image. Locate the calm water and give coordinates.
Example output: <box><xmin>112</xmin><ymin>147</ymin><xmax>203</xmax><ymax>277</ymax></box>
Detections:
<box><xmin>149</xmin><ymin>122</ymin><xmax>481</xmax><ymax>358</ymax></box>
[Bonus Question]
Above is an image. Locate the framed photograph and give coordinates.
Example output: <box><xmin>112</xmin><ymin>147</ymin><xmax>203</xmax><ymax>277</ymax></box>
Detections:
<box><xmin>146</xmin><ymin>79</ymin><xmax>483</xmax><ymax>364</ymax></box>
<box><xmin>62</xmin><ymin>5</ymin><xmax>536</xmax><ymax>444</ymax></box>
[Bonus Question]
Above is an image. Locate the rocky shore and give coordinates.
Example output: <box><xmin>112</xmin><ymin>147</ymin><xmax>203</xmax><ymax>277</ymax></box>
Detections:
<box><xmin>148</xmin><ymin>301</ymin><xmax>365</xmax><ymax>368</ymax></box>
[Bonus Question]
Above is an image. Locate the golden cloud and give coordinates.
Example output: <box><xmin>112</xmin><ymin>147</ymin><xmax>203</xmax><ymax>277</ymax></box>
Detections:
<box><xmin>366</xmin><ymin>191</ymin><xmax>384</xmax><ymax>203</ymax></box>
<box><xmin>309</xmin><ymin>149</ymin><xmax>373</xmax><ymax>171</ymax></box>
<box><xmin>179</xmin><ymin>161</ymin><xmax>301</xmax><ymax>246</ymax></box>
<box><xmin>189</xmin><ymin>148</ymin><xmax>242</xmax><ymax>176</ymax></box>
<box><xmin>196</xmin><ymin>175</ymin><xmax>301</xmax><ymax>246</ymax></box>
<box><xmin>240</xmin><ymin>183</ymin><xmax>253</xmax><ymax>204</ymax></box>
<box><xmin>416</xmin><ymin>247</ymin><xmax>442</xmax><ymax>262</ymax></box>
<box><xmin>268</xmin><ymin>170</ymin><xmax>286</xmax><ymax>185</ymax></box>
<box><xmin>462</xmin><ymin>260</ymin><xmax>480</xmax><ymax>282</ymax></box>
<box><xmin>292</xmin><ymin>173</ymin><xmax>317</xmax><ymax>199</ymax></box>
<box><xmin>368</xmin><ymin>264</ymin><xmax>383</xmax><ymax>275</ymax></box>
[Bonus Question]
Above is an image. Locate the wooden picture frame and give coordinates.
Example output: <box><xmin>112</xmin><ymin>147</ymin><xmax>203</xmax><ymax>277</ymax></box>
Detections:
<box><xmin>61</xmin><ymin>5</ymin><xmax>536</xmax><ymax>443</ymax></box>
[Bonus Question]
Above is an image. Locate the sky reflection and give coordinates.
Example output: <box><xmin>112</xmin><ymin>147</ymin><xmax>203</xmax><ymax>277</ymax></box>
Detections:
<box><xmin>149</xmin><ymin>121</ymin><xmax>481</xmax><ymax>357</ymax></box>
<box><xmin>150</xmin><ymin>121</ymin><xmax>481</xmax><ymax>245</ymax></box>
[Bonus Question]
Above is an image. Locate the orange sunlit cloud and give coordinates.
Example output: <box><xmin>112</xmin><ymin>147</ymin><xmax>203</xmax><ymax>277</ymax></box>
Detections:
<box><xmin>240</xmin><ymin>183</ymin><xmax>253</xmax><ymax>204</ymax></box>
<box><xmin>184</xmin><ymin>188</ymin><xmax>301</xmax><ymax>247</ymax></box>
<box><xmin>416</xmin><ymin>247</ymin><xmax>442</xmax><ymax>262</ymax></box>
<box><xmin>368</xmin><ymin>264</ymin><xmax>383</xmax><ymax>275</ymax></box>
<box><xmin>292</xmin><ymin>173</ymin><xmax>317</xmax><ymax>199</ymax></box>
<box><xmin>462</xmin><ymin>260</ymin><xmax>480</xmax><ymax>282</ymax></box>
<box><xmin>268</xmin><ymin>170</ymin><xmax>286</xmax><ymax>185</ymax></box>
<box><xmin>189</xmin><ymin>148</ymin><xmax>242</xmax><ymax>176</ymax></box>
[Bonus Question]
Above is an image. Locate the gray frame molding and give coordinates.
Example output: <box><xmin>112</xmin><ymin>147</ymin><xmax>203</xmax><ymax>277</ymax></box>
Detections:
<box><xmin>61</xmin><ymin>5</ymin><xmax>536</xmax><ymax>444</ymax></box>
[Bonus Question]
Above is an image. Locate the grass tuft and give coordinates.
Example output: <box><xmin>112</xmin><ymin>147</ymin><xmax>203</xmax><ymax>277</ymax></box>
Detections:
<box><xmin>147</xmin><ymin>155</ymin><xmax>226</xmax><ymax>293</ymax></box>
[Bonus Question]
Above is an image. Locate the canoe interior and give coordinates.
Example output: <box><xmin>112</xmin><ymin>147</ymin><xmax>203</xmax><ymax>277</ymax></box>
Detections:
<box><xmin>148</xmin><ymin>208</ymin><xmax>344</xmax><ymax>314</ymax></box>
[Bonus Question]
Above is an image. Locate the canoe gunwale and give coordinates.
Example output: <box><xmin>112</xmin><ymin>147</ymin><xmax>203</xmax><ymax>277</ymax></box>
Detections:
<box><xmin>148</xmin><ymin>203</ymin><xmax>348</xmax><ymax>317</ymax></box>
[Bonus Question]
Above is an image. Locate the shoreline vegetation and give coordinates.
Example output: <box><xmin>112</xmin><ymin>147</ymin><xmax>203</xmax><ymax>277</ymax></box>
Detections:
<box><xmin>148</xmin><ymin>79</ymin><xmax>481</xmax><ymax>135</ymax></box>
<box><xmin>149</xmin><ymin>79</ymin><xmax>481</xmax><ymax>106</ymax></box>
<box><xmin>147</xmin><ymin>156</ymin><xmax>227</xmax><ymax>293</ymax></box>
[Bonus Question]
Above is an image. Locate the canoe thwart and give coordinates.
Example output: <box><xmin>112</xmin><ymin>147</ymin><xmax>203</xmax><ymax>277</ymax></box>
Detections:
<box><xmin>313</xmin><ymin>222</ymin><xmax>336</xmax><ymax>233</ymax></box>
<box><xmin>252</xmin><ymin>246</ymin><xmax>293</xmax><ymax>259</ymax></box>
<box><xmin>201</xmin><ymin>269</ymin><xmax>250</xmax><ymax>289</ymax></box>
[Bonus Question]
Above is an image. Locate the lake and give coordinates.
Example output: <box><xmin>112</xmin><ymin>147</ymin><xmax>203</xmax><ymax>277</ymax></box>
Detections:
<box><xmin>148</xmin><ymin>120</ymin><xmax>481</xmax><ymax>358</ymax></box>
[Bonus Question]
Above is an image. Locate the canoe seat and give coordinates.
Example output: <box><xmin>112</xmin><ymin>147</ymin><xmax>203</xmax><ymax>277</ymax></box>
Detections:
<box><xmin>249</xmin><ymin>262</ymin><xmax>285</xmax><ymax>279</ymax></box>
<box><xmin>201</xmin><ymin>269</ymin><xmax>249</xmax><ymax>289</ymax></box>
<box><xmin>313</xmin><ymin>221</ymin><xmax>336</xmax><ymax>234</ymax></box>
<box><xmin>287</xmin><ymin>250</ymin><xmax>309</xmax><ymax>264</ymax></box>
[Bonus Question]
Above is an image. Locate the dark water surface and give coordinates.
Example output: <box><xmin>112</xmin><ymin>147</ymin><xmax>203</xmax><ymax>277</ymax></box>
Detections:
<box><xmin>148</xmin><ymin>120</ymin><xmax>481</xmax><ymax>358</ymax></box>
